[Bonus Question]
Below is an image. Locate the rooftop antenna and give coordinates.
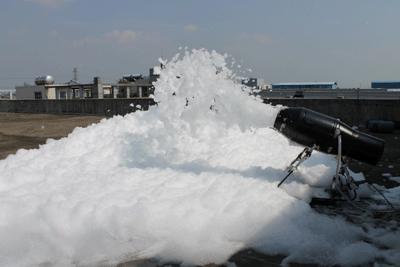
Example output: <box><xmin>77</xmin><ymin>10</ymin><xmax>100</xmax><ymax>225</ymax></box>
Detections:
<box><xmin>73</xmin><ymin>67</ymin><xmax>79</xmax><ymax>83</ymax></box>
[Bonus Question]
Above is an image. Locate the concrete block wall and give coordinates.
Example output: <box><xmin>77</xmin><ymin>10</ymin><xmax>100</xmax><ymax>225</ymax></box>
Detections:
<box><xmin>0</xmin><ymin>99</ymin><xmax>399</xmax><ymax>127</ymax></box>
<box><xmin>0</xmin><ymin>98</ymin><xmax>157</xmax><ymax>116</ymax></box>
<box><xmin>266</xmin><ymin>99</ymin><xmax>400</xmax><ymax>126</ymax></box>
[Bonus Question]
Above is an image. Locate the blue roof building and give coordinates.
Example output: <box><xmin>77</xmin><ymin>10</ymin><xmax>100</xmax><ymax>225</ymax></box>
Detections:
<box><xmin>371</xmin><ymin>81</ymin><xmax>400</xmax><ymax>89</ymax></box>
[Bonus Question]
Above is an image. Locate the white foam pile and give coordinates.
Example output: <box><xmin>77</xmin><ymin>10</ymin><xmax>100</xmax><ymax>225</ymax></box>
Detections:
<box><xmin>1</xmin><ymin>48</ymin><xmax>400</xmax><ymax>267</ymax></box>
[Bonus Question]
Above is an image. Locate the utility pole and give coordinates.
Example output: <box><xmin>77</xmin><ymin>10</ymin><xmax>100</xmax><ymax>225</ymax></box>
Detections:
<box><xmin>73</xmin><ymin>67</ymin><xmax>79</xmax><ymax>83</ymax></box>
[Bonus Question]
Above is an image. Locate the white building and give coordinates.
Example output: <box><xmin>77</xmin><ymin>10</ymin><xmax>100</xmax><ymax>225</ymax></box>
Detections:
<box><xmin>15</xmin><ymin>69</ymin><xmax>159</xmax><ymax>100</ymax></box>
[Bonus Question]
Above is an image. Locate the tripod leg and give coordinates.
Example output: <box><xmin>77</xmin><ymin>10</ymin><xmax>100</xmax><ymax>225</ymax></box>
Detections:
<box><xmin>277</xmin><ymin>146</ymin><xmax>315</xmax><ymax>188</ymax></box>
<box><xmin>277</xmin><ymin>170</ymin><xmax>295</xmax><ymax>188</ymax></box>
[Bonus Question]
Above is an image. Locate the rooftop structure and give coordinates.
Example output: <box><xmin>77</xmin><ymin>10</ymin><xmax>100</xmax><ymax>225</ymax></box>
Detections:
<box><xmin>241</xmin><ymin>78</ymin><xmax>265</xmax><ymax>89</ymax></box>
<box><xmin>272</xmin><ymin>82</ymin><xmax>338</xmax><ymax>90</ymax></box>
<box><xmin>0</xmin><ymin>89</ymin><xmax>16</xmax><ymax>99</ymax></box>
<box><xmin>371</xmin><ymin>81</ymin><xmax>400</xmax><ymax>89</ymax></box>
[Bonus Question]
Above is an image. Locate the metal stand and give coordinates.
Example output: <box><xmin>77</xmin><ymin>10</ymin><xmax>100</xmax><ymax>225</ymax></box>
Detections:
<box><xmin>278</xmin><ymin>135</ymin><xmax>398</xmax><ymax>213</ymax></box>
<box><xmin>277</xmin><ymin>145</ymin><xmax>316</xmax><ymax>188</ymax></box>
<box><xmin>332</xmin><ymin>136</ymin><xmax>396</xmax><ymax>212</ymax></box>
<box><xmin>332</xmin><ymin>135</ymin><xmax>362</xmax><ymax>202</ymax></box>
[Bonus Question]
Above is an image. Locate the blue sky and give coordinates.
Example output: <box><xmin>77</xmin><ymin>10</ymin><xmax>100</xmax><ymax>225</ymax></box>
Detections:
<box><xmin>1</xmin><ymin>0</ymin><xmax>400</xmax><ymax>89</ymax></box>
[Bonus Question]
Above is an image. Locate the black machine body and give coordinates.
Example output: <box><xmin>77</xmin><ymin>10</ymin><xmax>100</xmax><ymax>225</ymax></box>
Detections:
<box><xmin>273</xmin><ymin>107</ymin><xmax>385</xmax><ymax>166</ymax></box>
<box><xmin>272</xmin><ymin>107</ymin><xmax>399</xmax><ymax>212</ymax></box>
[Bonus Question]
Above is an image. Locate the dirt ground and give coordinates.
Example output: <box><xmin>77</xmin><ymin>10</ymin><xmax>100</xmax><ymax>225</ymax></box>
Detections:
<box><xmin>1</xmin><ymin>112</ymin><xmax>400</xmax><ymax>267</ymax></box>
<box><xmin>0</xmin><ymin>112</ymin><xmax>108</xmax><ymax>160</ymax></box>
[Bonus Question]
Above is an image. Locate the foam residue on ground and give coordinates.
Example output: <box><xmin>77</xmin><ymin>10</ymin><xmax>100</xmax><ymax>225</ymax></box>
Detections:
<box><xmin>1</xmin><ymin>48</ymin><xmax>400</xmax><ymax>267</ymax></box>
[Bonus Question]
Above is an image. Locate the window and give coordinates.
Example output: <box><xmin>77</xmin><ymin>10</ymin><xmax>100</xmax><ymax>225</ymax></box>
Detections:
<box><xmin>34</xmin><ymin>92</ymin><xmax>42</xmax><ymax>99</ymax></box>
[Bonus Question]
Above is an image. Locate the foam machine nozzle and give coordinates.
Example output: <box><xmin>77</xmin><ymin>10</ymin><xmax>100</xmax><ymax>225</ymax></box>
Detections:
<box><xmin>273</xmin><ymin>107</ymin><xmax>385</xmax><ymax>166</ymax></box>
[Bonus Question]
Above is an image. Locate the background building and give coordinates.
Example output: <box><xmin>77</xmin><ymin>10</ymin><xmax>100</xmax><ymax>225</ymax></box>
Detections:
<box><xmin>272</xmin><ymin>82</ymin><xmax>338</xmax><ymax>90</ymax></box>
<box><xmin>241</xmin><ymin>78</ymin><xmax>265</xmax><ymax>89</ymax></box>
<box><xmin>371</xmin><ymin>81</ymin><xmax>400</xmax><ymax>89</ymax></box>
<box><xmin>15</xmin><ymin>69</ymin><xmax>159</xmax><ymax>100</ymax></box>
<box><xmin>0</xmin><ymin>89</ymin><xmax>16</xmax><ymax>99</ymax></box>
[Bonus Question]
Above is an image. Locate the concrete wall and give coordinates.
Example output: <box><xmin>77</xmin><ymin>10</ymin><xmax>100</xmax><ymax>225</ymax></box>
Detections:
<box><xmin>15</xmin><ymin>85</ymin><xmax>46</xmax><ymax>100</ymax></box>
<box><xmin>0</xmin><ymin>98</ymin><xmax>157</xmax><ymax>117</ymax></box>
<box><xmin>266</xmin><ymin>99</ymin><xmax>400</xmax><ymax>126</ymax></box>
<box><xmin>47</xmin><ymin>87</ymin><xmax>56</xmax><ymax>99</ymax></box>
<box><xmin>93</xmin><ymin>77</ymin><xmax>104</xmax><ymax>99</ymax></box>
<box><xmin>0</xmin><ymin>98</ymin><xmax>399</xmax><ymax>126</ymax></box>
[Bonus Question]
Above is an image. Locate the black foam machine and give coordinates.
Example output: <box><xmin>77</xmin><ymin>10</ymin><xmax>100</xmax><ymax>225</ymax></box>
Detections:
<box><xmin>273</xmin><ymin>107</ymin><xmax>397</xmax><ymax>212</ymax></box>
